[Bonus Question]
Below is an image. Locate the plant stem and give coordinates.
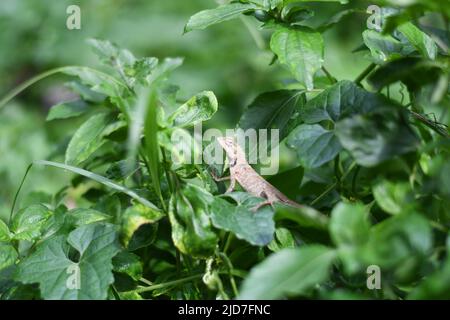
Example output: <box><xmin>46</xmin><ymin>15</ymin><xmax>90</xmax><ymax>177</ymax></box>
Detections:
<box><xmin>9</xmin><ymin>163</ymin><xmax>33</xmax><ymax>226</ymax></box>
<box><xmin>218</xmin><ymin>252</ymin><xmax>239</xmax><ymax>297</ymax></box>
<box><xmin>354</xmin><ymin>63</ymin><xmax>376</xmax><ymax>86</ymax></box>
<box><xmin>0</xmin><ymin>66</ymin><xmax>127</xmax><ymax>110</ymax></box>
<box><xmin>322</xmin><ymin>66</ymin><xmax>337</xmax><ymax>84</ymax></box>
<box><xmin>311</xmin><ymin>162</ymin><xmax>357</xmax><ymax>206</ymax></box>
<box><xmin>223</xmin><ymin>232</ymin><xmax>234</xmax><ymax>254</ymax></box>
<box><xmin>133</xmin><ymin>274</ymin><xmax>203</xmax><ymax>294</ymax></box>
<box><xmin>240</xmin><ymin>16</ymin><xmax>266</xmax><ymax>50</ymax></box>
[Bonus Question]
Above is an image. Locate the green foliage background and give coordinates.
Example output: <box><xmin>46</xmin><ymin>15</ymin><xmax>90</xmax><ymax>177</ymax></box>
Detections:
<box><xmin>0</xmin><ymin>0</ymin><xmax>449</xmax><ymax>300</ymax></box>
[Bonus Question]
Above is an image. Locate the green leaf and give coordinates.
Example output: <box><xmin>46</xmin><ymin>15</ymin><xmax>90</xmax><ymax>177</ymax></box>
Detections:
<box><xmin>397</xmin><ymin>22</ymin><xmax>437</xmax><ymax>59</ymax></box>
<box><xmin>65</xmin><ymin>113</ymin><xmax>119</xmax><ymax>166</ymax></box>
<box><xmin>239</xmin><ymin>246</ymin><xmax>336</xmax><ymax>299</ymax></box>
<box><xmin>362</xmin><ymin>213</ymin><xmax>432</xmax><ymax>269</ymax></box>
<box><xmin>143</xmin><ymin>88</ymin><xmax>164</xmax><ymax>207</ymax></box>
<box><xmin>0</xmin><ymin>245</ymin><xmax>18</xmax><ymax>271</ymax></box>
<box><xmin>274</xmin><ymin>202</ymin><xmax>329</xmax><ymax>229</ymax></box>
<box><xmin>34</xmin><ymin>160</ymin><xmax>161</xmax><ymax>211</ymax></box>
<box><xmin>210</xmin><ymin>195</ymin><xmax>275</xmax><ymax>246</ymax></box>
<box><xmin>15</xmin><ymin>223</ymin><xmax>120</xmax><ymax>300</ymax></box>
<box><xmin>373</xmin><ymin>180</ymin><xmax>413</xmax><ymax>215</ymax></box>
<box><xmin>184</xmin><ymin>2</ymin><xmax>257</xmax><ymax>33</ymax></box>
<box><xmin>46</xmin><ymin>100</ymin><xmax>89</xmax><ymax>121</ymax></box>
<box><xmin>168</xmin><ymin>91</ymin><xmax>218</xmax><ymax>128</ymax></box>
<box><xmin>270</xmin><ymin>27</ymin><xmax>324</xmax><ymax>90</ymax></box>
<box><xmin>362</xmin><ymin>30</ymin><xmax>407</xmax><ymax>63</ymax></box>
<box><xmin>316</xmin><ymin>9</ymin><xmax>357</xmax><ymax>32</ymax></box>
<box><xmin>112</xmin><ymin>251</ymin><xmax>143</xmax><ymax>281</ymax></box>
<box><xmin>368</xmin><ymin>57</ymin><xmax>445</xmax><ymax>91</ymax></box>
<box><xmin>238</xmin><ymin>90</ymin><xmax>305</xmax><ymax>141</ymax></box>
<box><xmin>330</xmin><ymin>202</ymin><xmax>370</xmax><ymax>247</ymax></box>
<box><xmin>105</xmin><ymin>160</ymin><xmax>139</xmax><ymax>181</ymax></box>
<box><xmin>268</xmin><ymin>228</ymin><xmax>296</xmax><ymax>252</ymax></box>
<box><xmin>286</xmin><ymin>124</ymin><xmax>342</xmax><ymax>168</ymax></box>
<box><xmin>335</xmin><ymin>108</ymin><xmax>419</xmax><ymax>167</ymax></box>
<box><xmin>62</xmin><ymin>66</ymin><xmax>126</xmax><ymax>98</ymax></box>
<box><xmin>67</xmin><ymin>208</ymin><xmax>111</xmax><ymax>227</ymax></box>
<box><xmin>0</xmin><ymin>220</ymin><xmax>11</xmax><ymax>242</ymax></box>
<box><xmin>408</xmin><ymin>256</ymin><xmax>450</xmax><ymax>299</ymax></box>
<box><xmin>121</xmin><ymin>203</ymin><xmax>165</xmax><ymax>250</ymax></box>
<box><xmin>330</xmin><ymin>202</ymin><xmax>371</xmax><ymax>275</ymax></box>
<box><xmin>168</xmin><ymin>184</ymin><xmax>218</xmax><ymax>258</ymax></box>
<box><xmin>66</xmin><ymin>81</ymin><xmax>106</xmax><ymax>103</ymax></box>
<box><xmin>302</xmin><ymin>80</ymin><xmax>391</xmax><ymax>124</ymax></box>
<box><xmin>11</xmin><ymin>204</ymin><xmax>52</xmax><ymax>241</ymax></box>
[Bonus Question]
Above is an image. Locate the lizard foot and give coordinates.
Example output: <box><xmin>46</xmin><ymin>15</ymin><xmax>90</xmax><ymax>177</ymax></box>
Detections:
<box><xmin>251</xmin><ymin>200</ymin><xmax>273</xmax><ymax>213</ymax></box>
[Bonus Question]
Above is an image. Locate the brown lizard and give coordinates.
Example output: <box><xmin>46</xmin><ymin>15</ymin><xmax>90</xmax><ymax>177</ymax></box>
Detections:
<box><xmin>213</xmin><ymin>136</ymin><xmax>302</xmax><ymax>211</ymax></box>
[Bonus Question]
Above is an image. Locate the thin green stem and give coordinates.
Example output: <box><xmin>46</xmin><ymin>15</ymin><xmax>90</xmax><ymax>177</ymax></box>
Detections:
<box><xmin>0</xmin><ymin>66</ymin><xmax>127</xmax><ymax>110</ymax></box>
<box><xmin>139</xmin><ymin>277</ymin><xmax>154</xmax><ymax>286</ymax></box>
<box><xmin>322</xmin><ymin>66</ymin><xmax>337</xmax><ymax>84</ymax></box>
<box><xmin>133</xmin><ymin>274</ymin><xmax>203</xmax><ymax>294</ymax></box>
<box><xmin>9</xmin><ymin>163</ymin><xmax>34</xmax><ymax>226</ymax></box>
<box><xmin>218</xmin><ymin>252</ymin><xmax>239</xmax><ymax>297</ymax></box>
<box><xmin>223</xmin><ymin>232</ymin><xmax>234</xmax><ymax>254</ymax></box>
<box><xmin>311</xmin><ymin>162</ymin><xmax>357</xmax><ymax>206</ymax></box>
<box><xmin>240</xmin><ymin>16</ymin><xmax>266</xmax><ymax>50</ymax></box>
<box><xmin>354</xmin><ymin>63</ymin><xmax>376</xmax><ymax>86</ymax></box>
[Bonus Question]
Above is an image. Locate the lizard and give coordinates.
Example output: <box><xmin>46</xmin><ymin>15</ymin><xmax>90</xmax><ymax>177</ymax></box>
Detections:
<box><xmin>213</xmin><ymin>136</ymin><xmax>303</xmax><ymax>211</ymax></box>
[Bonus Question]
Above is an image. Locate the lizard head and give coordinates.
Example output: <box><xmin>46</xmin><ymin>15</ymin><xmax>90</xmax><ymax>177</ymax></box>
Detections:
<box><xmin>217</xmin><ymin>136</ymin><xmax>246</xmax><ymax>166</ymax></box>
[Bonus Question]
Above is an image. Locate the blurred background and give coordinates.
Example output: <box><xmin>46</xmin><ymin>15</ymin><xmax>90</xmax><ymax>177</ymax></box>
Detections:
<box><xmin>0</xmin><ymin>0</ymin><xmax>373</xmax><ymax>221</ymax></box>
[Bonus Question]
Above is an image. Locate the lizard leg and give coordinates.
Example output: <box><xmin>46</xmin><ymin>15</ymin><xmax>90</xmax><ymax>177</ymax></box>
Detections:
<box><xmin>210</xmin><ymin>170</ymin><xmax>230</xmax><ymax>182</ymax></box>
<box><xmin>251</xmin><ymin>200</ymin><xmax>274</xmax><ymax>213</ymax></box>
<box><xmin>226</xmin><ymin>176</ymin><xmax>236</xmax><ymax>193</ymax></box>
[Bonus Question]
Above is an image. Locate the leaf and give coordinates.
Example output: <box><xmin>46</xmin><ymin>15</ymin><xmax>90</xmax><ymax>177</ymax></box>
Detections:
<box><xmin>46</xmin><ymin>100</ymin><xmax>89</xmax><ymax>121</ymax></box>
<box><xmin>373</xmin><ymin>180</ymin><xmax>413</xmax><ymax>215</ymax></box>
<box><xmin>65</xmin><ymin>113</ymin><xmax>116</xmax><ymax>166</ymax></box>
<box><xmin>11</xmin><ymin>204</ymin><xmax>52</xmax><ymax>241</ymax></box>
<box><xmin>0</xmin><ymin>245</ymin><xmax>18</xmax><ymax>271</ymax></box>
<box><xmin>239</xmin><ymin>246</ymin><xmax>336</xmax><ymax>299</ymax></box>
<box><xmin>286</xmin><ymin>124</ymin><xmax>342</xmax><ymax>168</ymax></box>
<box><xmin>274</xmin><ymin>202</ymin><xmax>329</xmax><ymax>229</ymax></box>
<box><xmin>105</xmin><ymin>160</ymin><xmax>139</xmax><ymax>180</ymax></box>
<box><xmin>143</xmin><ymin>88</ymin><xmax>164</xmax><ymax>206</ymax></box>
<box><xmin>268</xmin><ymin>228</ymin><xmax>296</xmax><ymax>252</ymax></box>
<box><xmin>15</xmin><ymin>223</ymin><xmax>119</xmax><ymax>300</ymax></box>
<box><xmin>368</xmin><ymin>57</ymin><xmax>445</xmax><ymax>91</ymax></box>
<box><xmin>335</xmin><ymin>108</ymin><xmax>419</xmax><ymax>167</ymax></box>
<box><xmin>34</xmin><ymin>160</ymin><xmax>161</xmax><ymax>211</ymax></box>
<box><xmin>301</xmin><ymin>80</ymin><xmax>391</xmax><ymax>124</ymax></box>
<box><xmin>168</xmin><ymin>91</ymin><xmax>218</xmax><ymax>128</ymax></box>
<box><xmin>397</xmin><ymin>22</ymin><xmax>437</xmax><ymax>59</ymax></box>
<box><xmin>0</xmin><ymin>220</ymin><xmax>11</xmax><ymax>242</ymax></box>
<box><xmin>330</xmin><ymin>202</ymin><xmax>370</xmax><ymax>247</ymax></box>
<box><xmin>210</xmin><ymin>195</ymin><xmax>275</xmax><ymax>246</ymax></box>
<box><xmin>66</xmin><ymin>81</ymin><xmax>106</xmax><ymax>103</ymax></box>
<box><xmin>270</xmin><ymin>26</ymin><xmax>324</xmax><ymax>90</ymax></box>
<box><xmin>112</xmin><ymin>251</ymin><xmax>143</xmax><ymax>281</ymax></box>
<box><xmin>362</xmin><ymin>213</ymin><xmax>432</xmax><ymax>269</ymax></box>
<box><xmin>120</xmin><ymin>203</ymin><xmax>165</xmax><ymax>250</ymax></box>
<box><xmin>184</xmin><ymin>2</ymin><xmax>257</xmax><ymax>33</ymax></box>
<box><xmin>67</xmin><ymin>208</ymin><xmax>111</xmax><ymax>227</ymax></box>
<box><xmin>362</xmin><ymin>30</ymin><xmax>407</xmax><ymax>63</ymax></box>
<box><xmin>62</xmin><ymin>66</ymin><xmax>126</xmax><ymax>98</ymax></box>
<box><xmin>238</xmin><ymin>90</ymin><xmax>305</xmax><ymax>141</ymax></box>
<box><xmin>168</xmin><ymin>184</ymin><xmax>218</xmax><ymax>258</ymax></box>
<box><xmin>408</xmin><ymin>256</ymin><xmax>450</xmax><ymax>299</ymax></box>
<box><xmin>316</xmin><ymin>9</ymin><xmax>357</xmax><ymax>32</ymax></box>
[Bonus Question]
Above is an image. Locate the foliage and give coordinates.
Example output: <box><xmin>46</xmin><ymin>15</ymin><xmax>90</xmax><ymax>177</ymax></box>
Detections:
<box><xmin>0</xmin><ymin>0</ymin><xmax>449</xmax><ymax>300</ymax></box>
